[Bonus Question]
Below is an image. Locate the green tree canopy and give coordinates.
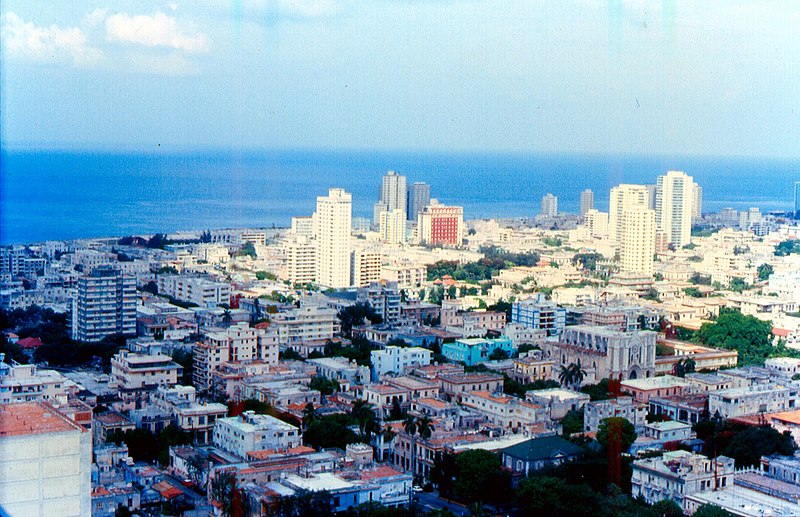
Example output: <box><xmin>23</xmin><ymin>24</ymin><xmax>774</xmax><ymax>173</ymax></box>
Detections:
<box><xmin>722</xmin><ymin>425</ymin><xmax>796</xmax><ymax>468</ymax></box>
<box><xmin>697</xmin><ymin>308</ymin><xmax>775</xmax><ymax>365</ymax></box>
<box><xmin>597</xmin><ymin>417</ymin><xmax>637</xmax><ymax>452</ymax></box>
<box><xmin>452</xmin><ymin>449</ymin><xmax>509</xmax><ymax>504</ymax></box>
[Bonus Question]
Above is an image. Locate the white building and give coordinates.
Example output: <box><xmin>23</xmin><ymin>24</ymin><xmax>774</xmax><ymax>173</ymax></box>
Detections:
<box><xmin>0</xmin><ymin>360</ymin><xmax>71</xmax><ymax>405</ymax></box>
<box><xmin>193</xmin><ymin>323</ymin><xmax>278</xmax><ymax>392</ymax></box>
<box><xmin>709</xmin><ymin>384</ymin><xmax>798</xmax><ymax>419</ymax></box>
<box><xmin>461</xmin><ymin>391</ymin><xmax>548</xmax><ymax>432</ymax></box>
<box><xmin>370</xmin><ymin>346</ymin><xmax>432</xmax><ymax>381</ymax></box>
<box><xmin>0</xmin><ymin>402</ymin><xmax>92</xmax><ymax>517</ymax></box>
<box><xmin>408</xmin><ymin>182</ymin><xmax>431</xmax><ymax>222</ymax></box>
<box><xmin>583</xmin><ymin>209</ymin><xmax>609</xmax><ymax>239</ymax></box>
<box><xmin>72</xmin><ymin>266</ymin><xmax>136</xmax><ymax>342</ymax></box>
<box><xmin>631</xmin><ymin>450</ymin><xmax>734</xmax><ymax>509</ymax></box>
<box><xmin>378</xmin><ymin>171</ymin><xmax>407</xmax><ymax>219</ymax></box>
<box><xmin>620</xmin><ymin>207</ymin><xmax>656</xmax><ymax>276</ymax></box>
<box><xmin>609</xmin><ymin>184</ymin><xmax>651</xmax><ymax>250</ymax></box>
<box><xmin>110</xmin><ymin>350</ymin><xmax>182</xmax><ymax>390</ymax></box>
<box><xmin>315</xmin><ymin>188</ymin><xmax>353</xmax><ymax>288</ymax></box>
<box><xmin>351</xmin><ymin>248</ymin><xmax>382</xmax><ymax>288</ymax></box>
<box><xmin>283</xmin><ymin>236</ymin><xmax>316</xmax><ymax>285</ymax></box>
<box><xmin>655</xmin><ymin>171</ymin><xmax>698</xmax><ymax>248</ymax></box>
<box><xmin>379</xmin><ymin>209</ymin><xmax>407</xmax><ymax>244</ymax></box>
<box><xmin>156</xmin><ymin>275</ymin><xmax>231</xmax><ymax>307</ymax></box>
<box><xmin>270</xmin><ymin>306</ymin><xmax>341</xmax><ymax>349</ymax></box>
<box><xmin>541</xmin><ymin>193</ymin><xmax>558</xmax><ymax>217</ymax></box>
<box><xmin>583</xmin><ymin>396</ymin><xmax>647</xmax><ymax>433</ymax></box>
<box><xmin>213</xmin><ymin>411</ymin><xmax>301</xmax><ymax>458</ymax></box>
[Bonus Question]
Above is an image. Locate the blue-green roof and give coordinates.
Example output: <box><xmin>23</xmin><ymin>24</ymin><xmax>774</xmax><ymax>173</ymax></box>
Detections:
<box><xmin>500</xmin><ymin>435</ymin><xmax>583</xmax><ymax>462</ymax></box>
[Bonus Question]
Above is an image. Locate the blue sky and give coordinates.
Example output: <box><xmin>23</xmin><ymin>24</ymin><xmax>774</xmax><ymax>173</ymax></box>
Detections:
<box><xmin>1</xmin><ymin>1</ymin><xmax>799</xmax><ymax>157</ymax></box>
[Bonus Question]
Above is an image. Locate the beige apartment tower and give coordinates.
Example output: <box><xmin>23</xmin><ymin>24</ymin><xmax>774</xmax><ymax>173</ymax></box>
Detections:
<box><xmin>609</xmin><ymin>184</ymin><xmax>651</xmax><ymax>251</ymax></box>
<box><xmin>620</xmin><ymin>207</ymin><xmax>656</xmax><ymax>276</ymax></box>
<box><xmin>314</xmin><ymin>188</ymin><xmax>352</xmax><ymax>288</ymax></box>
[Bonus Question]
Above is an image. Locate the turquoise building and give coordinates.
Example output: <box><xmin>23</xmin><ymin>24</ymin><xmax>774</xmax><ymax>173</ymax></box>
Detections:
<box><xmin>441</xmin><ymin>337</ymin><xmax>515</xmax><ymax>366</ymax></box>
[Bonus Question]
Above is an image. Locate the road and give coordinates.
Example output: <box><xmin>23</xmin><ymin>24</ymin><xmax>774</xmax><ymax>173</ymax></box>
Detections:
<box><xmin>415</xmin><ymin>490</ymin><xmax>470</xmax><ymax>516</ymax></box>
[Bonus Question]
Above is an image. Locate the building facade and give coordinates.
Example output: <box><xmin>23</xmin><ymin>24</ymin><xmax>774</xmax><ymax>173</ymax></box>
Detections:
<box><xmin>315</xmin><ymin>188</ymin><xmax>353</xmax><ymax>288</ymax></box>
<box><xmin>72</xmin><ymin>266</ymin><xmax>136</xmax><ymax>342</ymax></box>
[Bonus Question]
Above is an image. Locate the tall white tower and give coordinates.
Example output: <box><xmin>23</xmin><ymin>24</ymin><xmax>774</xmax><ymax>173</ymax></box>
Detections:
<box><xmin>620</xmin><ymin>207</ymin><xmax>656</xmax><ymax>276</ymax></box>
<box><xmin>315</xmin><ymin>188</ymin><xmax>352</xmax><ymax>288</ymax></box>
<box><xmin>540</xmin><ymin>193</ymin><xmax>558</xmax><ymax>217</ymax></box>
<box><xmin>655</xmin><ymin>171</ymin><xmax>697</xmax><ymax>248</ymax></box>
<box><xmin>580</xmin><ymin>189</ymin><xmax>594</xmax><ymax>217</ymax></box>
<box><xmin>373</xmin><ymin>171</ymin><xmax>407</xmax><ymax>225</ymax></box>
<box><xmin>609</xmin><ymin>184</ymin><xmax>651</xmax><ymax>251</ymax></box>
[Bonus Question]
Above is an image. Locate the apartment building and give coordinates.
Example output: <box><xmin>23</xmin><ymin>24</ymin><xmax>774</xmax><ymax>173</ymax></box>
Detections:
<box><xmin>270</xmin><ymin>306</ymin><xmax>340</xmax><ymax>348</ymax></box>
<box><xmin>511</xmin><ymin>294</ymin><xmax>566</xmax><ymax>337</ymax></box>
<box><xmin>0</xmin><ymin>360</ymin><xmax>71</xmax><ymax>405</ymax></box>
<box><xmin>110</xmin><ymin>349</ymin><xmax>182</xmax><ymax>391</ymax></box>
<box><xmin>371</xmin><ymin>346</ymin><xmax>433</xmax><ymax>381</ymax></box>
<box><xmin>213</xmin><ymin>412</ymin><xmax>301</xmax><ymax>459</ymax></box>
<box><xmin>72</xmin><ymin>266</ymin><xmax>136</xmax><ymax>342</ymax></box>
<box><xmin>461</xmin><ymin>391</ymin><xmax>548</xmax><ymax>432</ymax></box>
<box><xmin>157</xmin><ymin>275</ymin><xmax>231</xmax><ymax>307</ymax></box>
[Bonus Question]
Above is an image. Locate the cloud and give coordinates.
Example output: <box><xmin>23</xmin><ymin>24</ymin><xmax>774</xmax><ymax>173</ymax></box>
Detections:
<box><xmin>0</xmin><ymin>11</ymin><xmax>104</xmax><ymax>66</ymax></box>
<box><xmin>105</xmin><ymin>11</ymin><xmax>209</xmax><ymax>52</ymax></box>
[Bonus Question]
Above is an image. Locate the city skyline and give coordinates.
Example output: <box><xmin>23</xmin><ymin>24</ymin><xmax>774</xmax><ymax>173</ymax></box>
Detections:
<box><xmin>1</xmin><ymin>2</ymin><xmax>799</xmax><ymax>158</ymax></box>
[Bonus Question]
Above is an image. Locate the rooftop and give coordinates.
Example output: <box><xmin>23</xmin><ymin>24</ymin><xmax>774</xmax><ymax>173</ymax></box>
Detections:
<box><xmin>0</xmin><ymin>402</ymin><xmax>86</xmax><ymax>437</ymax></box>
<box><xmin>501</xmin><ymin>435</ymin><xmax>583</xmax><ymax>461</ymax></box>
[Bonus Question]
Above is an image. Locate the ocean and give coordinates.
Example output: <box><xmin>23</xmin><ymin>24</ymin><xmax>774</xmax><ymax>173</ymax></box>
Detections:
<box><xmin>1</xmin><ymin>149</ymin><xmax>797</xmax><ymax>244</ymax></box>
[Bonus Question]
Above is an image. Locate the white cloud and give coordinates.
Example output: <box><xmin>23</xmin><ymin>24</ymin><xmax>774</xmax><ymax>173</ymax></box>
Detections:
<box><xmin>0</xmin><ymin>11</ymin><xmax>104</xmax><ymax>66</ymax></box>
<box><xmin>105</xmin><ymin>11</ymin><xmax>209</xmax><ymax>52</ymax></box>
<box><xmin>85</xmin><ymin>8</ymin><xmax>108</xmax><ymax>27</ymax></box>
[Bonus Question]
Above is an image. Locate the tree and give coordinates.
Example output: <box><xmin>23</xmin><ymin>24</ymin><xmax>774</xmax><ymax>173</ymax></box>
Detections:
<box><xmin>309</xmin><ymin>375</ymin><xmax>340</xmax><ymax>396</ymax></box>
<box><xmin>757</xmin><ymin>263</ymin><xmax>774</xmax><ymax>281</ymax></box>
<box><xmin>692</xmin><ymin>504</ymin><xmax>736</xmax><ymax>517</ymax></box>
<box><xmin>453</xmin><ymin>449</ymin><xmax>508</xmax><ymax>504</ymax></box>
<box><xmin>278</xmin><ymin>489</ymin><xmax>333</xmax><ymax>517</ymax></box>
<box><xmin>404</xmin><ymin>414</ymin><xmax>419</xmax><ymax>476</ymax></box>
<box><xmin>597</xmin><ymin>417</ymin><xmax>637</xmax><ymax>452</ymax></box>
<box><xmin>171</xmin><ymin>349</ymin><xmax>194</xmax><ymax>386</ymax></box>
<box><xmin>337</xmin><ymin>303</ymin><xmax>382</xmax><ymax>336</ymax></box>
<box><xmin>515</xmin><ymin>476</ymin><xmax>600</xmax><ymax>517</ymax></box>
<box><xmin>673</xmin><ymin>357</ymin><xmax>696</xmax><ymax>378</ymax></box>
<box><xmin>561</xmin><ymin>407</ymin><xmax>584</xmax><ymax>436</ymax></box>
<box><xmin>697</xmin><ymin>308</ymin><xmax>775</xmax><ymax>365</ymax></box>
<box><xmin>722</xmin><ymin>425</ymin><xmax>797</xmax><ymax>467</ymax></box>
<box><xmin>580</xmin><ymin>379</ymin><xmax>612</xmax><ymax>401</ymax></box>
<box><xmin>558</xmin><ymin>361</ymin><xmax>586</xmax><ymax>388</ymax></box>
<box><xmin>302</xmin><ymin>402</ymin><xmax>319</xmax><ymax>429</ymax></box>
<box><xmin>650</xmin><ymin>499</ymin><xmax>684</xmax><ymax>517</ymax></box>
<box><xmin>488</xmin><ymin>348</ymin><xmax>508</xmax><ymax>361</ymax></box>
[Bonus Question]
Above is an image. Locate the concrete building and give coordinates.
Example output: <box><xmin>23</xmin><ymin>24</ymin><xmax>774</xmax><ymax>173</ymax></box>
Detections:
<box><xmin>283</xmin><ymin>236</ymin><xmax>316</xmax><ymax>285</ymax></box>
<box><xmin>0</xmin><ymin>402</ymin><xmax>92</xmax><ymax>517</ymax></box>
<box><xmin>437</xmin><ymin>372</ymin><xmax>504</xmax><ymax>400</ymax></box>
<box><xmin>709</xmin><ymin>384</ymin><xmax>798</xmax><ymax>419</ymax></box>
<box><xmin>631</xmin><ymin>450</ymin><xmax>734</xmax><ymax>509</ymax></box>
<box><xmin>417</xmin><ymin>202</ymin><xmax>464</xmax><ymax>247</ymax></box>
<box><xmin>461</xmin><ymin>391</ymin><xmax>548</xmax><ymax>432</ymax></box>
<box><xmin>378</xmin><ymin>171</ymin><xmax>407</xmax><ymax>220</ymax></box>
<box><xmin>540</xmin><ymin>193</ymin><xmax>558</xmax><ymax>217</ymax></box>
<box><xmin>609</xmin><ymin>184</ymin><xmax>651</xmax><ymax>250</ymax></box>
<box><xmin>110</xmin><ymin>349</ymin><xmax>182</xmax><ymax>391</ymax></box>
<box><xmin>270</xmin><ymin>306</ymin><xmax>340</xmax><ymax>349</ymax></box>
<box><xmin>620</xmin><ymin>207</ymin><xmax>656</xmax><ymax>276</ymax></box>
<box><xmin>291</xmin><ymin>216</ymin><xmax>314</xmax><ymax>238</ymax></box>
<box><xmin>315</xmin><ymin>188</ymin><xmax>352</xmax><ymax>288</ymax></box>
<box><xmin>501</xmin><ymin>436</ymin><xmax>583</xmax><ymax>476</ymax></box>
<box><xmin>526</xmin><ymin>388</ymin><xmax>590</xmax><ymax>421</ymax></box>
<box><xmin>379</xmin><ymin>208</ymin><xmax>407</xmax><ymax>244</ymax></box>
<box><xmin>583</xmin><ymin>396</ymin><xmax>647</xmax><ymax>433</ymax></box>
<box><xmin>213</xmin><ymin>411</ymin><xmax>301</xmax><ymax>459</ymax></box>
<box><xmin>441</xmin><ymin>337</ymin><xmax>515</xmax><ymax>366</ymax></box>
<box><xmin>350</xmin><ymin>248</ymin><xmax>382</xmax><ymax>288</ymax></box>
<box><xmin>407</xmin><ymin>182</ymin><xmax>431</xmax><ymax>222</ymax></box>
<box><xmin>156</xmin><ymin>275</ymin><xmax>231</xmax><ymax>307</ymax></box>
<box><xmin>579</xmin><ymin>189</ymin><xmax>594</xmax><ymax>217</ymax></box>
<box><xmin>370</xmin><ymin>346</ymin><xmax>432</xmax><ymax>381</ymax></box>
<box><xmin>358</xmin><ymin>281</ymin><xmax>401</xmax><ymax>326</ymax></box>
<box><xmin>512</xmin><ymin>356</ymin><xmax>555</xmax><ymax>384</ymax></box>
<box><xmin>511</xmin><ymin>294</ymin><xmax>566</xmax><ymax>337</ymax></box>
<box><xmin>583</xmin><ymin>209</ymin><xmax>609</xmax><ymax>238</ymax></box>
<box><xmin>307</xmin><ymin>357</ymin><xmax>370</xmax><ymax>387</ymax></box>
<box><xmin>193</xmin><ymin>323</ymin><xmax>278</xmax><ymax>392</ymax></box>
<box><xmin>693</xmin><ymin>183</ymin><xmax>703</xmax><ymax>220</ymax></box>
<box><xmin>655</xmin><ymin>171</ymin><xmax>698</xmax><ymax>248</ymax></box>
<box><xmin>0</xmin><ymin>360</ymin><xmax>71</xmax><ymax>405</ymax></box>
<box><xmin>72</xmin><ymin>266</ymin><xmax>136</xmax><ymax>342</ymax></box>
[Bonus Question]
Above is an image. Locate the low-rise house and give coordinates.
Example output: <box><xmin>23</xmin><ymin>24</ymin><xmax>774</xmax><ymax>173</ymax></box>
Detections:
<box><xmin>437</xmin><ymin>372</ymin><xmax>504</xmax><ymax>401</ymax></box>
<box><xmin>709</xmin><ymin>384</ymin><xmax>798</xmax><ymax>419</ymax></box>
<box><xmin>0</xmin><ymin>360</ymin><xmax>71</xmax><ymax>405</ymax></box>
<box><xmin>94</xmin><ymin>411</ymin><xmax>136</xmax><ymax>444</ymax></box>
<box><xmin>461</xmin><ymin>391</ymin><xmax>548</xmax><ymax>432</ymax></box>
<box><xmin>501</xmin><ymin>435</ymin><xmax>583</xmax><ymax>477</ymax></box>
<box><xmin>512</xmin><ymin>355</ymin><xmax>555</xmax><ymax>384</ymax></box>
<box><xmin>583</xmin><ymin>396</ymin><xmax>646</xmax><ymax>433</ymax></box>
<box><xmin>648</xmin><ymin>393</ymin><xmax>709</xmax><ymax>425</ymax></box>
<box><xmin>110</xmin><ymin>349</ymin><xmax>182</xmax><ymax>391</ymax></box>
<box><xmin>620</xmin><ymin>375</ymin><xmax>690</xmax><ymax>404</ymax></box>
<box><xmin>441</xmin><ymin>337</ymin><xmax>515</xmax><ymax>366</ymax></box>
<box><xmin>631</xmin><ymin>421</ymin><xmax>694</xmax><ymax>454</ymax></box>
<box><xmin>307</xmin><ymin>357</ymin><xmax>370</xmax><ymax>388</ymax></box>
<box><xmin>526</xmin><ymin>388</ymin><xmax>590</xmax><ymax>421</ymax></box>
<box><xmin>371</xmin><ymin>346</ymin><xmax>432</xmax><ymax>381</ymax></box>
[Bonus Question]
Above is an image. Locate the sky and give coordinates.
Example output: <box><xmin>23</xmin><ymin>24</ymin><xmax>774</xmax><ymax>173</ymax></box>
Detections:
<box><xmin>1</xmin><ymin>1</ymin><xmax>799</xmax><ymax>157</ymax></box>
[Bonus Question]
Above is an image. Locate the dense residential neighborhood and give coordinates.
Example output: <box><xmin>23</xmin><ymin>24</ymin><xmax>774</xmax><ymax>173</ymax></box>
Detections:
<box><xmin>2</xmin><ymin>171</ymin><xmax>800</xmax><ymax>517</ymax></box>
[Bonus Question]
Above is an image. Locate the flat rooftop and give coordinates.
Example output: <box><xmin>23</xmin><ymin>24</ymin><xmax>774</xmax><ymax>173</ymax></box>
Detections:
<box><xmin>0</xmin><ymin>402</ymin><xmax>86</xmax><ymax>437</ymax></box>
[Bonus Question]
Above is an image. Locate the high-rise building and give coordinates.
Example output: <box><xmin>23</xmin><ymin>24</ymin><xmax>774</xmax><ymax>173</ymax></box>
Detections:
<box><xmin>417</xmin><ymin>201</ymin><xmax>464</xmax><ymax>246</ymax></box>
<box><xmin>351</xmin><ymin>248</ymin><xmax>382</xmax><ymax>287</ymax></box>
<box><xmin>379</xmin><ymin>208</ymin><xmax>407</xmax><ymax>244</ymax></box>
<box><xmin>619</xmin><ymin>207</ymin><xmax>656</xmax><ymax>276</ymax></box>
<box><xmin>794</xmin><ymin>181</ymin><xmax>800</xmax><ymax>219</ymax></box>
<box><xmin>580</xmin><ymin>189</ymin><xmax>594</xmax><ymax>217</ymax></box>
<box><xmin>655</xmin><ymin>171</ymin><xmax>697</xmax><ymax>248</ymax></box>
<box><xmin>373</xmin><ymin>171</ymin><xmax>407</xmax><ymax>225</ymax></box>
<box><xmin>71</xmin><ymin>266</ymin><xmax>136</xmax><ymax>342</ymax></box>
<box><xmin>283</xmin><ymin>236</ymin><xmax>316</xmax><ymax>285</ymax></box>
<box><xmin>540</xmin><ymin>193</ymin><xmax>558</xmax><ymax>217</ymax></box>
<box><xmin>584</xmin><ymin>209</ymin><xmax>609</xmax><ymax>239</ymax></box>
<box><xmin>314</xmin><ymin>188</ymin><xmax>352</xmax><ymax>288</ymax></box>
<box><xmin>692</xmin><ymin>184</ymin><xmax>703</xmax><ymax>220</ymax></box>
<box><xmin>407</xmin><ymin>182</ymin><xmax>431</xmax><ymax>221</ymax></box>
<box><xmin>0</xmin><ymin>402</ymin><xmax>92</xmax><ymax>517</ymax></box>
<box><xmin>609</xmin><ymin>184</ymin><xmax>651</xmax><ymax>250</ymax></box>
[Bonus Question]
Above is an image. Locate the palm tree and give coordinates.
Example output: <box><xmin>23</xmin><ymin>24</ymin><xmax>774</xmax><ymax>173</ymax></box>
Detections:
<box><xmin>222</xmin><ymin>308</ymin><xmax>232</xmax><ymax>326</ymax></box>
<box><xmin>302</xmin><ymin>402</ymin><xmax>318</xmax><ymax>431</ymax></box>
<box><xmin>558</xmin><ymin>364</ymin><xmax>572</xmax><ymax>386</ymax></box>
<box><xmin>570</xmin><ymin>360</ymin><xmax>586</xmax><ymax>387</ymax></box>
<box><xmin>560</xmin><ymin>361</ymin><xmax>586</xmax><ymax>388</ymax></box>
<box><xmin>403</xmin><ymin>414</ymin><xmax>418</xmax><ymax>475</ymax></box>
<box><xmin>417</xmin><ymin>415</ymin><xmax>434</xmax><ymax>440</ymax></box>
<box><xmin>351</xmin><ymin>399</ymin><xmax>377</xmax><ymax>441</ymax></box>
